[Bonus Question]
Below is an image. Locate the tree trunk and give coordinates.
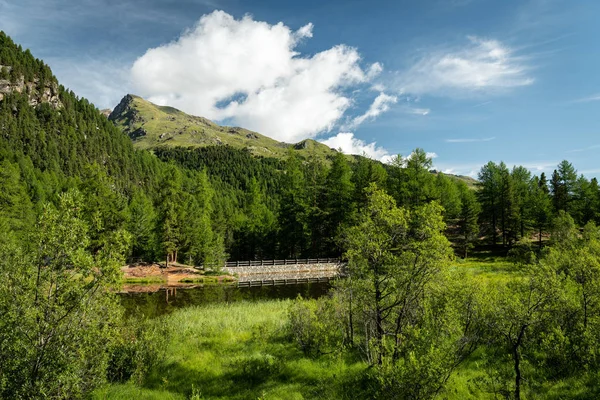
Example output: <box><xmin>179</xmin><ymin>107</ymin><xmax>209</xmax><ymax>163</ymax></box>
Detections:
<box><xmin>520</xmin><ymin>219</ymin><xmax>524</xmax><ymax>240</ymax></box>
<box><xmin>513</xmin><ymin>325</ymin><xmax>527</xmax><ymax>400</ymax></box>
<box><xmin>348</xmin><ymin>287</ymin><xmax>354</xmax><ymax>345</ymax></box>
<box><xmin>374</xmin><ymin>266</ymin><xmax>383</xmax><ymax>365</ymax></box>
<box><xmin>583</xmin><ymin>292</ymin><xmax>588</xmax><ymax>329</ymax></box>
<box><xmin>501</xmin><ymin>204</ymin><xmax>506</xmax><ymax>247</ymax></box>
<box><xmin>513</xmin><ymin>345</ymin><xmax>521</xmax><ymax>400</ymax></box>
<box><xmin>492</xmin><ymin>196</ymin><xmax>497</xmax><ymax>246</ymax></box>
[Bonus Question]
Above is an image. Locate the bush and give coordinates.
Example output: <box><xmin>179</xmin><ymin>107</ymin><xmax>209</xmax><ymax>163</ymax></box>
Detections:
<box><xmin>508</xmin><ymin>239</ymin><xmax>537</xmax><ymax>266</ymax></box>
<box><xmin>233</xmin><ymin>353</ymin><xmax>280</xmax><ymax>383</ymax></box>
<box><xmin>107</xmin><ymin>317</ymin><xmax>169</xmax><ymax>384</ymax></box>
<box><xmin>288</xmin><ymin>296</ymin><xmax>345</xmax><ymax>357</ymax></box>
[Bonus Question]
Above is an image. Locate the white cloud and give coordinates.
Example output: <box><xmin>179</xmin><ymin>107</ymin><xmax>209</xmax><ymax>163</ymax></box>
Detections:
<box><xmin>397</xmin><ymin>36</ymin><xmax>533</xmax><ymax>96</ymax></box>
<box><xmin>446</xmin><ymin>137</ymin><xmax>496</xmax><ymax>143</ymax></box>
<box><xmin>366</xmin><ymin>62</ymin><xmax>383</xmax><ymax>79</ymax></box>
<box><xmin>371</xmin><ymin>83</ymin><xmax>386</xmax><ymax>92</ymax></box>
<box><xmin>349</xmin><ymin>92</ymin><xmax>397</xmax><ymax>128</ymax></box>
<box><xmin>131</xmin><ymin>11</ymin><xmax>379</xmax><ymax>143</ymax></box>
<box><xmin>436</xmin><ymin>160</ymin><xmax>558</xmax><ymax>178</ymax></box>
<box><xmin>406</xmin><ymin>151</ymin><xmax>438</xmax><ymax>160</ymax></box>
<box><xmin>567</xmin><ymin>144</ymin><xmax>600</xmax><ymax>153</ymax></box>
<box><xmin>320</xmin><ymin>132</ymin><xmax>390</xmax><ymax>161</ymax></box>
<box><xmin>572</xmin><ymin>94</ymin><xmax>600</xmax><ymax>103</ymax></box>
<box><xmin>405</xmin><ymin>106</ymin><xmax>430</xmax><ymax>116</ymax></box>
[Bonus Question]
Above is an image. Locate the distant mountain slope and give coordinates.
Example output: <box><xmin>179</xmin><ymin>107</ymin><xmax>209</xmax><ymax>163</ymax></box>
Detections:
<box><xmin>108</xmin><ymin>94</ymin><xmax>338</xmax><ymax>159</ymax></box>
<box><xmin>433</xmin><ymin>171</ymin><xmax>478</xmax><ymax>188</ymax></box>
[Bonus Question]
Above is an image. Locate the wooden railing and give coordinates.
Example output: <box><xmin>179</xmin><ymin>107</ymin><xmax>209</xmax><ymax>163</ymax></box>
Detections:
<box><xmin>223</xmin><ymin>258</ymin><xmax>341</xmax><ymax>268</ymax></box>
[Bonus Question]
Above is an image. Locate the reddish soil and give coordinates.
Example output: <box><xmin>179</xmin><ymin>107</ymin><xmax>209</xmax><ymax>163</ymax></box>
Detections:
<box><xmin>120</xmin><ymin>262</ymin><xmax>236</xmax><ymax>293</ymax></box>
<box><xmin>122</xmin><ymin>262</ymin><xmax>199</xmax><ymax>280</ymax></box>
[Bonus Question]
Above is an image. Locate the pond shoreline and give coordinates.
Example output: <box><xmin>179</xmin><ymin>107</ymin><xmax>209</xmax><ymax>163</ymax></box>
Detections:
<box><xmin>121</xmin><ymin>263</ymin><xmax>236</xmax><ymax>293</ymax></box>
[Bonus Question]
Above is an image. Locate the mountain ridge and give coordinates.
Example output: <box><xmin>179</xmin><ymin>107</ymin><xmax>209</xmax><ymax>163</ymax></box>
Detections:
<box><xmin>108</xmin><ymin>94</ymin><xmax>339</xmax><ymax>159</ymax></box>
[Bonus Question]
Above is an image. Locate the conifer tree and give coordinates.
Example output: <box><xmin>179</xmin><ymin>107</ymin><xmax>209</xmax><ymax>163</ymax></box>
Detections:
<box><xmin>128</xmin><ymin>190</ymin><xmax>157</xmax><ymax>261</ymax></box>
<box><xmin>157</xmin><ymin>165</ymin><xmax>183</xmax><ymax>266</ymax></box>
<box><xmin>478</xmin><ymin>162</ymin><xmax>501</xmax><ymax>245</ymax></box>
<box><xmin>323</xmin><ymin>151</ymin><xmax>355</xmax><ymax>255</ymax></box>
<box><xmin>278</xmin><ymin>150</ymin><xmax>309</xmax><ymax>258</ymax></box>
<box><xmin>458</xmin><ymin>182</ymin><xmax>480</xmax><ymax>258</ymax></box>
<box><xmin>551</xmin><ymin>160</ymin><xmax>577</xmax><ymax>213</ymax></box>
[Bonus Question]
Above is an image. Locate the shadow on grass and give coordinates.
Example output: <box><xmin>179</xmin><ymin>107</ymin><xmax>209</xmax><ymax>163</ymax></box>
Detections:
<box><xmin>142</xmin><ymin>347</ymin><xmax>369</xmax><ymax>400</ymax></box>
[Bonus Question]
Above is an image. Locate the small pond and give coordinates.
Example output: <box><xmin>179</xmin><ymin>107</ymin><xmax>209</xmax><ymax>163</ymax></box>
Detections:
<box><xmin>119</xmin><ymin>281</ymin><xmax>332</xmax><ymax>318</ymax></box>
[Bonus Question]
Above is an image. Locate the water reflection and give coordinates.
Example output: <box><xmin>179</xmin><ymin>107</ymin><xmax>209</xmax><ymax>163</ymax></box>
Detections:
<box><xmin>119</xmin><ymin>282</ymin><xmax>332</xmax><ymax>318</ymax></box>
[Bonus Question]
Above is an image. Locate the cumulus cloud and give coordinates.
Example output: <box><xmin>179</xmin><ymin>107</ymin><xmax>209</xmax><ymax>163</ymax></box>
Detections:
<box><xmin>131</xmin><ymin>11</ymin><xmax>379</xmax><ymax>142</ymax></box>
<box><xmin>319</xmin><ymin>133</ymin><xmax>439</xmax><ymax>166</ymax></box>
<box><xmin>349</xmin><ymin>92</ymin><xmax>397</xmax><ymax>128</ymax></box>
<box><xmin>397</xmin><ymin>36</ymin><xmax>533</xmax><ymax>96</ymax></box>
<box><xmin>320</xmin><ymin>132</ymin><xmax>391</xmax><ymax>161</ymax></box>
<box><xmin>366</xmin><ymin>62</ymin><xmax>384</xmax><ymax>79</ymax></box>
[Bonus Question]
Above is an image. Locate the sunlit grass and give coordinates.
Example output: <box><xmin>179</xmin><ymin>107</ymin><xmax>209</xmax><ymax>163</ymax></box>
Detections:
<box><xmin>123</xmin><ymin>276</ymin><xmax>167</xmax><ymax>284</ymax></box>
<box><xmin>450</xmin><ymin>251</ymin><xmax>521</xmax><ymax>283</ymax></box>
<box><xmin>94</xmin><ymin>300</ymin><xmax>366</xmax><ymax>400</ymax></box>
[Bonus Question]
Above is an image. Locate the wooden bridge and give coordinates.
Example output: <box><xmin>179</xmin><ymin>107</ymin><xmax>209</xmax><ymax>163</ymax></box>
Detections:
<box><xmin>222</xmin><ymin>258</ymin><xmax>341</xmax><ymax>268</ymax></box>
<box><xmin>215</xmin><ymin>258</ymin><xmax>346</xmax><ymax>287</ymax></box>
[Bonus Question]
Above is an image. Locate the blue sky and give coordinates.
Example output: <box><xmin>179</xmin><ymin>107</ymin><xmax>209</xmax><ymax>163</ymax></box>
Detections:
<box><xmin>1</xmin><ymin>0</ymin><xmax>599</xmax><ymax>177</ymax></box>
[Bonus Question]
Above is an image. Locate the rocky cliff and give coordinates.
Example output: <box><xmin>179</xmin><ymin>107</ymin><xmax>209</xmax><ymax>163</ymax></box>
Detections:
<box><xmin>0</xmin><ymin>65</ymin><xmax>62</xmax><ymax>108</ymax></box>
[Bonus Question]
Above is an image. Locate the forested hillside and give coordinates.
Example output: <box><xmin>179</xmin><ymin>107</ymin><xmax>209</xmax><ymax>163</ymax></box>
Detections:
<box><xmin>2</xmin><ymin>26</ymin><xmax>600</xmax><ymax>264</ymax></box>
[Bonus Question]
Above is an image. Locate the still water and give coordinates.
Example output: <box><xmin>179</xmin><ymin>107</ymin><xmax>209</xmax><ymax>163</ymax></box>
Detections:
<box><xmin>119</xmin><ymin>282</ymin><xmax>332</xmax><ymax>318</ymax></box>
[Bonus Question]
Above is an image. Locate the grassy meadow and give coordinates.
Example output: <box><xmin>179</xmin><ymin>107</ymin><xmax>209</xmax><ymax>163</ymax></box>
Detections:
<box><xmin>94</xmin><ymin>254</ymin><xmax>597</xmax><ymax>399</ymax></box>
<box><xmin>93</xmin><ymin>300</ymin><xmax>367</xmax><ymax>400</ymax></box>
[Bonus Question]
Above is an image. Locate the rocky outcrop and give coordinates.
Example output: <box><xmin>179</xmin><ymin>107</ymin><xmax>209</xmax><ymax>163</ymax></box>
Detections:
<box><xmin>130</xmin><ymin>127</ymin><xmax>147</xmax><ymax>139</ymax></box>
<box><xmin>0</xmin><ymin>65</ymin><xmax>62</xmax><ymax>108</ymax></box>
<box><xmin>108</xmin><ymin>94</ymin><xmax>146</xmax><ymax>140</ymax></box>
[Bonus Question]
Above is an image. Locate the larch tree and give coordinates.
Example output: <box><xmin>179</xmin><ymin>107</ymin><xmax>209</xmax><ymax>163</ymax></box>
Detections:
<box><xmin>458</xmin><ymin>182</ymin><xmax>480</xmax><ymax>258</ymax></box>
<box><xmin>324</xmin><ymin>151</ymin><xmax>355</xmax><ymax>255</ymax></box>
<box><xmin>478</xmin><ymin>162</ymin><xmax>501</xmax><ymax>246</ymax></box>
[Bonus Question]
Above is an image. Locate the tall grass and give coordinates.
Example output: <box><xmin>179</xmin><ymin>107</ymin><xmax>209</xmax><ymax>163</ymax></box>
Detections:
<box><xmin>93</xmin><ymin>300</ymin><xmax>366</xmax><ymax>400</ymax></box>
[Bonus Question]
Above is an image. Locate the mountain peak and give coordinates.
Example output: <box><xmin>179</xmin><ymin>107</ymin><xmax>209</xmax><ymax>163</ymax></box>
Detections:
<box><xmin>108</xmin><ymin>95</ymin><xmax>338</xmax><ymax>160</ymax></box>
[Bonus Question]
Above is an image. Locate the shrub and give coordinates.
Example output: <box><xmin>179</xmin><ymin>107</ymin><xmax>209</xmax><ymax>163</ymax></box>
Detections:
<box><xmin>107</xmin><ymin>317</ymin><xmax>169</xmax><ymax>384</ymax></box>
<box><xmin>288</xmin><ymin>296</ymin><xmax>345</xmax><ymax>357</ymax></box>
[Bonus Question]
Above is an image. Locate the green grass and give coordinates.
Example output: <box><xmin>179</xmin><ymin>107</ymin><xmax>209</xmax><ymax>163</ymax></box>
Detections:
<box><xmin>93</xmin><ymin>384</ymin><xmax>185</xmax><ymax>400</ymax></box>
<box><xmin>178</xmin><ymin>277</ymin><xmax>219</xmax><ymax>284</ymax></box>
<box><xmin>93</xmin><ymin>300</ymin><xmax>366</xmax><ymax>400</ymax></box>
<box><xmin>123</xmin><ymin>276</ymin><xmax>167</xmax><ymax>284</ymax></box>
<box><xmin>450</xmin><ymin>251</ymin><xmax>521</xmax><ymax>283</ymax></box>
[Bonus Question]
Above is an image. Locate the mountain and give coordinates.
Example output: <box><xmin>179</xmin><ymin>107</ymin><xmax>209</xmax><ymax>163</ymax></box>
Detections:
<box><xmin>108</xmin><ymin>94</ymin><xmax>338</xmax><ymax>159</ymax></box>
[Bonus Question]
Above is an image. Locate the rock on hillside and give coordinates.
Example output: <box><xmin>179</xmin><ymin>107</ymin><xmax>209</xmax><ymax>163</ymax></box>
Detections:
<box><xmin>0</xmin><ymin>65</ymin><xmax>62</xmax><ymax>108</ymax></box>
